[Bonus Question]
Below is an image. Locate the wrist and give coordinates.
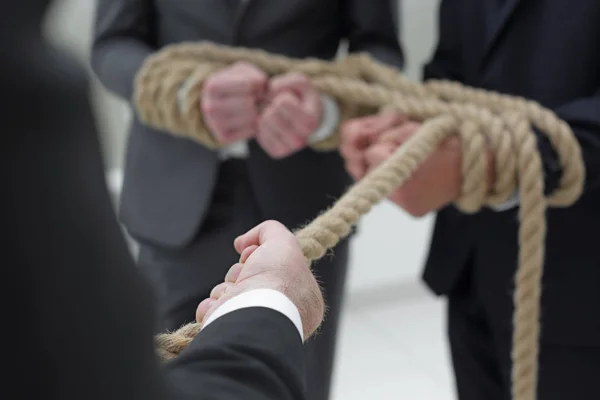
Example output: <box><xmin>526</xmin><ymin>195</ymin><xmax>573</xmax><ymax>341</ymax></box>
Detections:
<box><xmin>485</xmin><ymin>145</ymin><xmax>521</xmax><ymax>211</ymax></box>
<box><xmin>308</xmin><ymin>94</ymin><xmax>339</xmax><ymax>145</ymax></box>
<box><xmin>202</xmin><ymin>287</ymin><xmax>305</xmax><ymax>341</ymax></box>
<box><xmin>238</xmin><ymin>272</ymin><xmax>323</xmax><ymax>340</ymax></box>
<box><xmin>534</xmin><ymin>128</ymin><xmax>563</xmax><ymax>195</ymax></box>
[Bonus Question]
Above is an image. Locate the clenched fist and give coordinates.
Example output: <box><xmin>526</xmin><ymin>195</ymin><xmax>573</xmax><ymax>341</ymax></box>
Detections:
<box><xmin>201</xmin><ymin>62</ymin><xmax>268</xmax><ymax>145</ymax></box>
<box><xmin>341</xmin><ymin>111</ymin><xmax>496</xmax><ymax>218</ymax></box>
<box><xmin>340</xmin><ymin>111</ymin><xmax>408</xmax><ymax>180</ymax></box>
<box><xmin>257</xmin><ymin>73</ymin><xmax>323</xmax><ymax>159</ymax></box>
<box><xmin>196</xmin><ymin>220</ymin><xmax>325</xmax><ymax>340</ymax></box>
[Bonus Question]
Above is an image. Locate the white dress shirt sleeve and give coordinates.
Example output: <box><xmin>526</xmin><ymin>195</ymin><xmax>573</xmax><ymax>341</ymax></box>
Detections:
<box><xmin>308</xmin><ymin>94</ymin><xmax>340</xmax><ymax>145</ymax></box>
<box><xmin>201</xmin><ymin>288</ymin><xmax>304</xmax><ymax>341</ymax></box>
<box><xmin>488</xmin><ymin>190</ymin><xmax>520</xmax><ymax>211</ymax></box>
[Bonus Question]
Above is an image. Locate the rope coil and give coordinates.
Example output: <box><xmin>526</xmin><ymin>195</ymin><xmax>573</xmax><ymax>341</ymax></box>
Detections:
<box><xmin>135</xmin><ymin>42</ymin><xmax>585</xmax><ymax>400</ymax></box>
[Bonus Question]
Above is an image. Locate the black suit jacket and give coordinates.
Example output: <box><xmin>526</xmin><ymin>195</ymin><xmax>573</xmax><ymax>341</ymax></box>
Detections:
<box><xmin>6</xmin><ymin>3</ymin><xmax>307</xmax><ymax>399</ymax></box>
<box><xmin>91</xmin><ymin>0</ymin><xmax>404</xmax><ymax>249</ymax></box>
<box><xmin>422</xmin><ymin>0</ymin><xmax>600</xmax><ymax>345</ymax></box>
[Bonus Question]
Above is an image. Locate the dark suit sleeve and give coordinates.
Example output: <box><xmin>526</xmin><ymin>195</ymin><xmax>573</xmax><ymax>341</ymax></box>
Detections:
<box><xmin>422</xmin><ymin>0</ymin><xmax>463</xmax><ymax>81</ymax></box>
<box><xmin>91</xmin><ymin>0</ymin><xmax>157</xmax><ymax>100</ymax></box>
<box><xmin>422</xmin><ymin>1</ymin><xmax>600</xmax><ymax>198</ymax></box>
<box><xmin>548</xmin><ymin>89</ymin><xmax>600</xmax><ymax>193</ymax></box>
<box><xmin>166</xmin><ymin>308</ymin><xmax>306</xmax><ymax>400</ymax></box>
<box><xmin>6</xmin><ymin>29</ymin><xmax>305</xmax><ymax>400</ymax></box>
<box><xmin>342</xmin><ymin>0</ymin><xmax>405</xmax><ymax>67</ymax></box>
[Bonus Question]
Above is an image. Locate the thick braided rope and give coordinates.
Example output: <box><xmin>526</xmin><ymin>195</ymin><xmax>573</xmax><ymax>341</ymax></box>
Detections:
<box><xmin>134</xmin><ymin>43</ymin><xmax>365</xmax><ymax>151</ymax></box>
<box><xmin>140</xmin><ymin>43</ymin><xmax>585</xmax><ymax>400</ymax></box>
<box><xmin>134</xmin><ymin>42</ymin><xmax>582</xmax><ymax>206</ymax></box>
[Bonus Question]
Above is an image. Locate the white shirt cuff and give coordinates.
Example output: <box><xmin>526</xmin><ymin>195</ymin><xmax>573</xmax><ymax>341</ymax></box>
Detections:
<box><xmin>201</xmin><ymin>288</ymin><xmax>304</xmax><ymax>341</ymax></box>
<box><xmin>177</xmin><ymin>79</ymin><xmax>191</xmax><ymax>113</ymax></box>
<box><xmin>308</xmin><ymin>94</ymin><xmax>339</xmax><ymax>145</ymax></box>
<box><xmin>489</xmin><ymin>190</ymin><xmax>520</xmax><ymax>211</ymax></box>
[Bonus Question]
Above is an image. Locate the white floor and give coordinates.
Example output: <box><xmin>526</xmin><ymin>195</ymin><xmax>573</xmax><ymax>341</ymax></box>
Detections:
<box><xmin>332</xmin><ymin>282</ymin><xmax>456</xmax><ymax>400</ymax></box>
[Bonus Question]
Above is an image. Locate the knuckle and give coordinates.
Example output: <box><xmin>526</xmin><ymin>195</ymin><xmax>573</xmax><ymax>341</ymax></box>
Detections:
<box><xmin>287</xmin><ymin>71</ymin><xmax>305</xmax><ymax>79</ymax></box>
<box><xmin>280</xmin><ymin>91</ymin><xmax>298</xmax><ymax>103</ymax></box>
<box><xmin>287</xmin><ymin>72</ymin><xmax>309</xmax><ymax>83</ymax></box>
<box><xmin>203</xmin><ymin>78</ymin><xmax>220</xmax><ymax>94</ymax></box>
<box><xmin>283</xmin><ymin>235</ymin><xmax>301</xmax><ymax>251</ymax></box>
<box><xmin>229</xmin><ymin>61</ymin><xmax>250</xmax><ymax>72</ymax></box>
<box><xmin>254</xmin><ymin>70</ymin><xmax>269</xmax><ymax>81</ymax></box>
<box><xmin>263</xmin><ymin>219</ymin><xmax>285</xmax><ymax>231</ymax></box>
<box><xmin>232</xmin><ymin>61</ymin><xmax>249</xmax><ymax>68</ymax></box>
<box><xmin>240</xmin><ymin>61</ymin><xmax>259</xmax><ymax>72</ymax></box>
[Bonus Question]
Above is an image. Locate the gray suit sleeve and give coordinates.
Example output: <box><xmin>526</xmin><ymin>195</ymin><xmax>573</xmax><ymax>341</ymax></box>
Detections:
<box><xmin>90</xmin><ymin>0</ymin><xmax>156</xmax><ymax>101</ymax></box>
<box><xmin>343</xmin><ymin>0</ymin><xmax>405</xmax><ymax>68</ymax></box>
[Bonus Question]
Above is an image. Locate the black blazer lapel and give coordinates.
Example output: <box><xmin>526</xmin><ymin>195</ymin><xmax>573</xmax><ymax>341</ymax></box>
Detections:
<box><xmin>479</xmin><ymin>0</ymin><xmax>523</xmax><ymax>70</ymax></box>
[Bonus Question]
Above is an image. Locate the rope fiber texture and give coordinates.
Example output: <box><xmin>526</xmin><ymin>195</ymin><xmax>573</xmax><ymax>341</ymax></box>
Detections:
<box><xmin>135</xmin><ymin>42</ymin><xmax>585</xmax><ymax>400</ymax></box>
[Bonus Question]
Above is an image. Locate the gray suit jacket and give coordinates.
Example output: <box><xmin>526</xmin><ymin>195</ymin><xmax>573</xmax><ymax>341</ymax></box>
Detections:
<box><xmin>91</xmin><ymin>0</ymin><xmax>404</xmax><ymax>249</ymax></box>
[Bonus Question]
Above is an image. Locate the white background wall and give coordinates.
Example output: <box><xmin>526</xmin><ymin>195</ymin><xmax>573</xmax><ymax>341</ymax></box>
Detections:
<box><xmin>43</xmin><ymin>0</ymin><xmax>441</xmax><ymax>296</ymax></box>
